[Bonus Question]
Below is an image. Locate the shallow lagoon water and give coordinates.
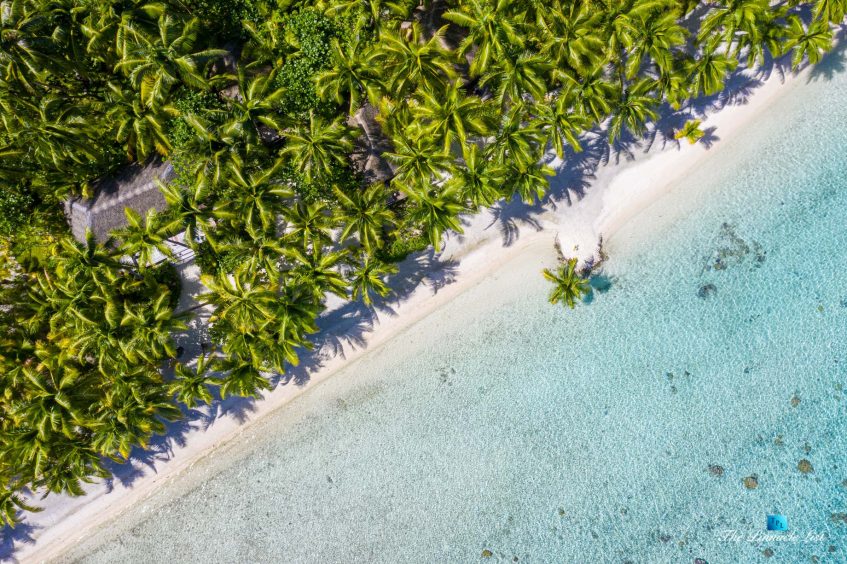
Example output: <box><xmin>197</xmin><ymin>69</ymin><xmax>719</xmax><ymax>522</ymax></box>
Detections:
<box><xmin>64</xmin><ymin>64</ymin><xmax>847</xmax><ymax>562</ymax></box>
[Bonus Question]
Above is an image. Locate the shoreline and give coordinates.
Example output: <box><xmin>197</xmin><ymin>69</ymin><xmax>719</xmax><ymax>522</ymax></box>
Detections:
<box><xmin>14</xmin><ymin>64</ymin><xmax>811</xmax><ymax>563</ymax></box>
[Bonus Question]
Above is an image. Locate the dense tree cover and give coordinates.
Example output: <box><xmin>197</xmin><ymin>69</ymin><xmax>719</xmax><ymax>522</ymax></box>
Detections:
<box><xmin>1</xmin><ymin>0</ymin><xmax>845</xmax><ymax>527</ymax></box>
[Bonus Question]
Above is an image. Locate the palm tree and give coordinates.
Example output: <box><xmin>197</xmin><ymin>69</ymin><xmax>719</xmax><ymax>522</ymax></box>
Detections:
<box><xmin>488</xmin><ymin>103</ymin><xmax>543</xmax><ymax>169</ymax></box>
<box><xmin>170</xmin><ymin>354</ymin><xmax>217</xmax><ymax>408</ymax></box>
<box><xmin>280</xmin><ymin>113</ymin><xmax>355</xmax><ymax>183</ymax></box>
<box><xmin>543</xmin><ymin>258</ymin><xmax>589</xmax><ymax>309</ymax></box>
<box><xmin>115</xmin><ymin>208</ymin><xmax>182</xmax><ymax>268</ymax></box>
<box><xmin>814</xmin><ymin>0</ymin><xmax>847</xmax><ymax>23</ymax></box>
<box><xmin>443</xmin><ymin>0</ymin><xmax>524</xmax><ymax>77</ymax></box>
<box><xmin>286</xmin><ymin>246</ymin><xmax>350</xmax><ymax>301</ymax></box>
<box><xmin>216</xmin><ymin>356</ymin><xmax>271</xmax><ymax>399</ymax></box>
<box><xmin>608</xmin><ymin>79</ymin><xmax>659</xmax><ymax>143</ymax></box>
<box><xmin>107</xmin><ymin>84</ymin><xmax>177</xmax><ymax>160</ymax></box>
<box><xmin>348</xmin><ymin>253</ymin><xmax>397</xmax><ymax>305</ymax></box>
<box><xmin>504</xmin><ymin>160</ymin><xmax>554</xmax><ymax>204</ymax></box>
<box><xmin>675</xmin><ymin>119</ymin><xmax>705</xmax><ymax>144</ymax></box>
<box><xmin>334</xmin><ymin>183</ymin><xmax>394</xmax><ymax>253</ymax></box>
<box><xmin>626</xmin><ymin>9</ymin><xmax>686</xmax><ymax>79</ymax></box>
<box><xmin>220</xmin><ymin>166</ymin><xmax>292</xmax><ymax>233</ymax></box>
<box><xmin>115</xmin><ymin>15</ymin><xmax>226</xmax><ymax>108</ymax></box>
<box><xmin>384</xmin><ymin>130</ymin><xmax>453</xmax><ymax>189</ymax></box>
<box><xmin>536</xmin><ymin>3</ymin><xmax>605</xmax><ymax>74</ymax></box>
<box><xmin>686</xmin><ymin>46</ymin><xmax>737</xmax><ymax>98</ymax></box>
<box><xmin>375</xmin><ymin>23</ymin><xmax>456</xmax><ymax>96</ymax></box>
<box><xmin>315</xmin><ymin>38</ymin><xmax>383</xmax><ymax>115</ymax></box>
<box><xmin>49</xmin><ymin>231</ymin><xmax>118</xmax><ymax>279</ymax></box>
<box><xmin>532</xmin><ymin>96</ymin><xmax>589</xmax><ymax>158</ymax></box>
<box><xmin>410</xmin><ymin>79</ymin><xmax>492</xmax><ymax>153</ymax></box>
<box><xmin>0</xmin><ymin>484</ymin><xmax>42</xmax><ymax>528</ymax></box>
<box><xmin>480</xmin><ymin>52</ymin><xmax>550</xmax><ymax>107</ymax></box>
<box><xmin>158</xmin><ymin>176</ymin><xmax>213</xmax><ymax>246</ymax></box>
<box><xmin>405</xmin><ymin>185</ymin><xmax>465</xmax><ymax>252</ymax></box>
<box><xmin>698</xmin><ymin>0</ymin><xmax>770</xmax><ymax>58</ymax></box>
<box><xmin>784</xmin><ymin>16</ymin><xmax>834</xmax><ymax>69</ymax></box>
<box><xmin>219</xmin><ymin>67</ymin><xmax>287</xmax><ymax>151</ymax></box>
<box><xmin>447</xmin><ymin>143</ymin><xmax>505</xmax><ymax>209</ymax></box>
<box><xmin>326</xmin><ymin>0</ymin><xmax>411</xmax><ymax>35</ymax></box>
<box><xmin>282</xmin><ymin>200</ymin><xmax>337</xmax><ymax>250</ymax></box>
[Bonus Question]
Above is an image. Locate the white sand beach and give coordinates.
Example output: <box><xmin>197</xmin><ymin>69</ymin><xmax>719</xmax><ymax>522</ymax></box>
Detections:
<box><xmin>12</xmin><ymin>61</ymin><xmax>813</xmax><ymax>562</ymax></box>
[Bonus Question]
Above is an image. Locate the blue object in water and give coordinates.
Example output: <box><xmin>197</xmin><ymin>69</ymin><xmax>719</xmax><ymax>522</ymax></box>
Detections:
<box><xmin>767</xmin><ymin>515</ymin><xmax>788</xmax><ymax>531</ymax></box>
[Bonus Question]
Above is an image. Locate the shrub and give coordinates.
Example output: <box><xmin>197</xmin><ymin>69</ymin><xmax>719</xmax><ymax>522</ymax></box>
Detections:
<box><xmin>376</xmin><ymin>229</ymin><xmax>430</xmax><ymax>263</ymax></box>
<box><xmin>0</xmin><ymin>186</ymin><xmax>35</xmax><ymax>236</ymax></box>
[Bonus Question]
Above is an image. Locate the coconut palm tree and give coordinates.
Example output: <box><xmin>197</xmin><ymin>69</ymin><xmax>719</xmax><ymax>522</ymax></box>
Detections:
<box><xmin>384</xmin><ymin>130</ymin><xmax>453</xmax><ymax>189</ymax></box>
<box><xmin>286</xmin><ymin>246</ymin><xmax>350</xmax><ymax>301</ymax></box>
<box><xmin>115</xmin><ymin>15</ymin><xmax>226</xmax><ymax>108</ymax></box>
<box><xmin>170</xmin><ymin>353</ymin><xmax>218</xmax><ymax>408</ymax></box>
<box><xmin>219</xmin><ymin>67</ymin><xmax>287</xmax><ymax>151</ymax></box>
<box><xmin>505</xmin><ymin>160</ymin><xmax>554</xmax><ymax>203</ymax></box>
<box><xmin>536</xmin><ymin>2</ymin><xmax>605</xmax><ymax>74</ymax></box>
<box><xmin>334</xmin><ymin>183</ymin><xmax>395</xmax><ymax>253</ymax></box>
<box><xmin>480</xmin><ymin>52</ymin><xmax>550</xmax><ymax>107</ymax></box>
<box><xmin>404</xmin><ymin>185</ymin><xmax>465</xmax><ymax>251</ymax></box>
<box><xmin>626</xmin><ymin>9</ymin><xmax>686</xmax><ymax>78</ymax></box>
<box><xmin>158</xmin><ymin>175</ymin><xmax>214</xmax><ymax>247</ymax></box>
<box><xmin>686</xmin><ymin>46</ymin><xmax>737</xmax><ymax>98</ymax></box>
<box><xmin>607</xmin><ymin>79</ymin><xmax>659</xmax><ymax>143</ymax></box>
<box><xmin>114</xmin><ymin>208</ymin><xmax>182</xmax><ymax>268</ymax></box>
<box><xmin>0</xmin><ymin>484</ymin><xmax>42</xmax><ymax>528</ymax></box>
<box><xmin>348</xmin><ymin>253</ymin><xmax>397</xmax><ymax>305</ymax></box>
<box><xmin>532</xmin><ymin>96</ymin><xmax>589</xmax><ymax>158</ymax></box>
<box><xmin>375</xmin><ymin>23</ymin><xmax>456</xmax><ymax>96</ymax></box>
<box><xmin>543</xmin><ymin>257</ymin><xmax>590</xmax><ymax>309</ymax></box>
<box><xmin>447</xmin><ymin>143</ymin><xmax>505</xmax><ymax>209</ymax></box>
<box><xmin>784</xmin><ymin>16</ymin><xmax>834</xmax><ymax>68</ymax></box>
<box><xmin>282</xmin><ymin>200</ymin><xmax>337</xmax><ymax>251</ymax></box>
<box><xmin>219</xmin><ymin>166</ymin><xmax>292</xmax><ymax>233</ymax></box>
<box><xmin>675</xmin><ymin>119</ymin><xmax>705</xmax><ymax>144</ymax></box>
<box><xmin>315</xmin><ymin>38</ymin><xmax>383</xmax><ymax>115</ymax></box>
<box><xmin>410</xmin><ymin>79</ymin><xmax>492</xmax><ymax>152</ymax></box>
<box><xmin>216</xmin><ymin>356</ymin><xmax>271</xmax><ymax>398</ymax></box>
<box><xmin>279</xmin><ymin>112</ymin><xmax>356</xmax><ymax>183</ymax></box>
<box><xmin>443</xmin><ymin>0</ymin><xmax>524</xmax><ymax>77</ymax></box>
<box><xmin>107</xmin><ymin>84</ymin><xmax>177</xmax><ymax>160</ymax></box>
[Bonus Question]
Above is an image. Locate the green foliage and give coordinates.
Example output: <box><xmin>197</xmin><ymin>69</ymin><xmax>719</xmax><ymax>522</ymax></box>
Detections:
<box><xmin>275</xmin><ymin>9</ymin><xmax>348</xmax><ymax>116</ymax></box>
<box><xmin>0</xmin><ymin>186</ymin><xmax>35</xmax><ymax>236</ymax></box>
<box><xmin>376</xmin><ymin>227</ymin><xmax>430</xmax><ymax>263</ymax></box>
<box><xmin>0</xmin><ymin>0</ymin><xmax>842</xmax><ymax>530</ymax></box>
<box><xmin>184</xmin><ymin>0</ymin><xmax>263</xmax><ymax>34</ymax></box>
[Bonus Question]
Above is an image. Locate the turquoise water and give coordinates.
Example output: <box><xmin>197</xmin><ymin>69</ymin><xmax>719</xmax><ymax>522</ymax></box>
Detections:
<box><xmin>64</xmin><ymin>67</ymin><xmax>847</xmax><ymax>562</ymax></box>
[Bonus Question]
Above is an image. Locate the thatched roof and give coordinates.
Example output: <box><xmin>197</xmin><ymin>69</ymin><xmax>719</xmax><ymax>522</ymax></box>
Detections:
<box><xmin>65</xmin><ymin>158</ymin><xmax>174</xmax><ymax>243</ymax></box>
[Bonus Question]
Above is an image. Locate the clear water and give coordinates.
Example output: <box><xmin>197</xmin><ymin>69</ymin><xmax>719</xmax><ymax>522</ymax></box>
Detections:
<box><xmin>64</xmin><ymin>64</ymin><xmax>847</xmax><ymax>562</ymax></box>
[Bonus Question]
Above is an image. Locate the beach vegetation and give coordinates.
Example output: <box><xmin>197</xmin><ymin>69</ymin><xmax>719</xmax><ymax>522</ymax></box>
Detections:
<box><xmin>675</xmin><ymin>120</ymin><xmax>706</xmax><ymax>145</ymax></box>
<box><xmin>0</xmin><ymin>0</ymin><xmax>843</xmax><ymax>527</ymax></box>
<box><xmin>544</xmin><ymin>258</ymin><xmax>591</xmax><ymax>309</ymax></box>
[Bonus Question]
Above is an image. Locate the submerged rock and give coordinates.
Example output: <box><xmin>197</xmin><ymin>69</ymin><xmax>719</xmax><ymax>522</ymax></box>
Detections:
<box><xmin>743</xmin><ymin>475</ymin><xmax>759</xmax><ymax>489</ymax></box>
<box><xmin>798</xmin><ymin>459</ymin><xmax>814</xmax><ymax>474</ymax></box>
<box><xmin>832</xmin><ymin>512</ymin><xmax>847</xmax><ymax>524</ymax></box>
<box><xmin>708</xmin><ymin>464</ymin><xmax>725</xmax><ymax>477</ymax></box>
<box><xmin>698</xmin><ymin>283</ymin><xmax>717</xmax><ymax>299</ymax></box>
<box><xmin>790</xmin><ymin>394</ymin><xmax>801</xmax><ymax>407</ymax></box>
<box><xmin>762</xmin><ymin>548</ymin><xmax>774</xmax><ymax>558</ymax></box>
